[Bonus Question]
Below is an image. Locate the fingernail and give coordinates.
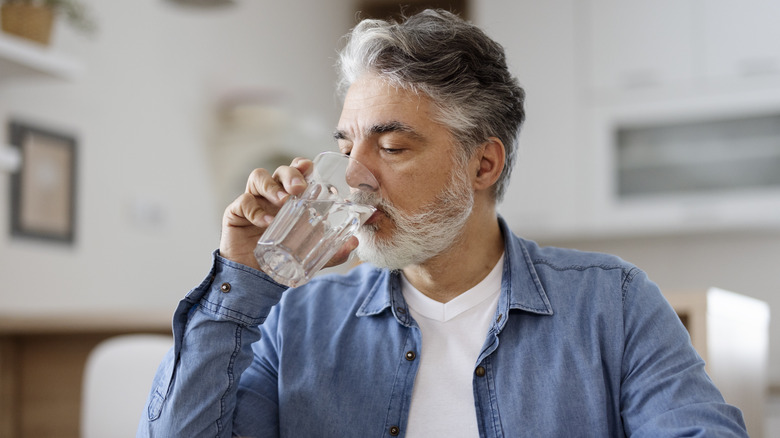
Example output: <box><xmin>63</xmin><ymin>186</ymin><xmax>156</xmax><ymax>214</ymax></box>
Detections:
<box><xmin>276</xmin><ymin>191</ymin><xmax>288</xmax><ymax>202</ymax></box>
<box><xmin>264</xmin><ymin>214</ymin><xmax>275</xmax><ymax>225</ymax></box>
<box><xmin>291</xmin><ymin>177</ymin><xmax>305</xmax><ymax>187</ymax></box>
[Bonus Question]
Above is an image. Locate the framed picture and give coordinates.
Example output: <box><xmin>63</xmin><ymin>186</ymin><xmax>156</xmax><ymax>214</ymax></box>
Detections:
<box><xmin>8</xmin><ymin>121</ymin><xmax>77</xmax><ymax>243</ymax></box>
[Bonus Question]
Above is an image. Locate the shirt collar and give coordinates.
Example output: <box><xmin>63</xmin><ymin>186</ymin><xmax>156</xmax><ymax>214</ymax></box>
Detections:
<box><xmin>355</xmin><ymin>269</ymin><xmax>414</xmax><ymax>324</ymax></box>
<box><xmin>355</xmin><ymin>215</ymin><xmax>554</xmax><ymax>322</ymax></box>
<box><xmin>497</xmin><ymin>215</ymin><xmax>554</xmax><ymax>316</ymax></box>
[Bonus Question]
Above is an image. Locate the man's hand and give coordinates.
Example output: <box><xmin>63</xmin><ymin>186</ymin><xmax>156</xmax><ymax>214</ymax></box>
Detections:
<box><xmin>219</xmin><ymin>157</ymin><xmax>358</xmax><ymax>271</ymax></box>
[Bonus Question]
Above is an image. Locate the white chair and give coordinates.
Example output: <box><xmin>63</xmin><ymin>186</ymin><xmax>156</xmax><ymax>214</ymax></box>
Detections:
<box><xmin>81</xmin><ymin>334</ymin><xmax>173</xmax><ymax>438</ymax></box>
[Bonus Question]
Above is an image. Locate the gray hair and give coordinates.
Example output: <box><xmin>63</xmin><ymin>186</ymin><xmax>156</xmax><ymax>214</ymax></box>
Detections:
<box><xmin>336</xmin><ymin>9</ymin><xmax>526</xmax><ymax>201</ymax></box>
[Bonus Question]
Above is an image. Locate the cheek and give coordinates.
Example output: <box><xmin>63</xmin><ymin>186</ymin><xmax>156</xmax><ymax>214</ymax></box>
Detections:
<box><xmin>382</xmin><ymin>171</ymin><xmax>450</xmax><ymax>214</ymax></box>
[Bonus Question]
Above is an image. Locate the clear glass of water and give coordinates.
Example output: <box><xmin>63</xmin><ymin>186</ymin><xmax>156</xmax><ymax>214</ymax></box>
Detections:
<box><xmin>253</xmin><ymin>151</ymin><xmax>379</xmax><ymax>287</ymax></box>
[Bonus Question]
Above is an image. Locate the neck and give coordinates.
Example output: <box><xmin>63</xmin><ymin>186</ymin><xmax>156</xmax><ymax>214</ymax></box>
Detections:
<box><xmin>402</xmin><ymin>203</ymin><xmax>504</xmax><ymax>303</ymax></box>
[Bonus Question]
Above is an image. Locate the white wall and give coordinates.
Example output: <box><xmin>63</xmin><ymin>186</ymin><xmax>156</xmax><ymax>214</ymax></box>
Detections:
<box><xmin>0</xmin><ymin>0</ymin><xmax>353</xmax><ymax>313</ymax></box>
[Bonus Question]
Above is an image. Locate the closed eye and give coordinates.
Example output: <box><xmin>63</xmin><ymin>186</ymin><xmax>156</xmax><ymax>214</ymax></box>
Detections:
<box><xmin>381</xmin><ymin>147</ymin><xmax>404</xmax><ymax>154</ymax></box>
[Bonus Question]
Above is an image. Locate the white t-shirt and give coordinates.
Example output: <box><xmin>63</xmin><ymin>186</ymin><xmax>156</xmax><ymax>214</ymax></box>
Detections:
<box><xmin>400</xmin><ymin>253</ymin><xmax>504</xmax><ymax>437</ymax></box>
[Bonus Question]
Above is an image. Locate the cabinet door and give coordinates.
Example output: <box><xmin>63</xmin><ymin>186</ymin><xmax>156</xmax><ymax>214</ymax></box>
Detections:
<box><xmin>585</xmin><ymin>0</ymin><xmax>697</xmax><ymax>92</ymax></box>
<box><xmin>701</xmin><ymin>0</ymin><xmax>780</xmax><ymax>80</ymax></box>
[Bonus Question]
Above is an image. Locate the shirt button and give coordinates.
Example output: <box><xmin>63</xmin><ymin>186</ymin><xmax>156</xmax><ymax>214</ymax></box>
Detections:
<box><xmin>405</xmin><ymin>351</ymin><xmax>416</xmax><ymax>361</ymax></box>
<box><xmin>389</xmin><ymin>426</ymin><xmax>400</xmax><ymax>436</ymax></box>
<box><xmin>475</xmin><ymin>366</ymin><xmax>486</xmax><ymax>377</ymax></box>
<box><xmin>220</xmin><ymin>282</ymin><xmax>231</xmax><ymax>293</ymax></box>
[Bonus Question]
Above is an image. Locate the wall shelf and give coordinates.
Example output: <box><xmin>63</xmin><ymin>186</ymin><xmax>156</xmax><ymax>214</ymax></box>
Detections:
<box><xmin>0</xmin><ymin>33</ymin><xmax>82</xmax><ymax>80</ymax></box>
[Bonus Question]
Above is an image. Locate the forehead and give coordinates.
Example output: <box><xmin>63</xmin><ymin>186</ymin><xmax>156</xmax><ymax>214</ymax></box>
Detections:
<box><xmin>337</xmin><ymin>74</ymin><xmax>435</xmax><ymax>134</ymax></box>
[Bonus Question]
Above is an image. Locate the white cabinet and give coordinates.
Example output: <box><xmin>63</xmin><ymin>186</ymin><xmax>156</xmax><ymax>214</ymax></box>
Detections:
<box><xmin>572</xmin><ymin>1</ymin><xmax>780</xmax><ymax>239</ymax></box>
<box><xmin>583</xmin><ymin>91</ymin><xmax>780</xmax><ymax>238</ymax></box>
<box><xmin>585</xmin><ymin>0</ymin><xmax>697</xmax><ymax>92</ymax></box>
<box><xmin>584</xmin><ymin>0</ymin><xmax>780</xmax><ymax>95</ymax></box>
<box><xmin>701</xmin><ymin>0</ymin><xmax>780</xmax><ymax>80</ymax></box>
<box><xmin>480</xmin><ymin>0</ymin><xmax>780</xmax><ymax>239</ymax></box>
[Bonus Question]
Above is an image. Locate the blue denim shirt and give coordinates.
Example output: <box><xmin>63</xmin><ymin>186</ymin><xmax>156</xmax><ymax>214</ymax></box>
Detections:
<box><xmin>138</xmin><ymin>217</ymin><xmax>747</xmax><ymax>437</ymax></box>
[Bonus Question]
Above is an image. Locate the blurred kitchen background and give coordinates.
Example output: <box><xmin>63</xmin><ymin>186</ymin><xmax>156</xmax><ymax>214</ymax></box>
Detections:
<box><xmin>0</xmin><ymin>0</ymin><xmax>778</xmax><ymax>436</ymax></box>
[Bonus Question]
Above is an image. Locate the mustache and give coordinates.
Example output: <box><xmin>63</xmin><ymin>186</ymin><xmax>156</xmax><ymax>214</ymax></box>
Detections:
<box><xmin>350</xmin><ymin>190</ymin><xmax>385</xmax><ymax>210</ymax></box>
<box><xmin>350</xmin><ymin>190</ymin><xmax>394</xmax><ymax>230</ymax></box>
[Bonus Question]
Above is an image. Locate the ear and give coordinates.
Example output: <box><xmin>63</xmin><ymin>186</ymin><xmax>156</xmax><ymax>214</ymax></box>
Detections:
<box><xmin>473</xmin><ymin>137</ymin><xmax>506</xmax><ymax>193</ymax></box>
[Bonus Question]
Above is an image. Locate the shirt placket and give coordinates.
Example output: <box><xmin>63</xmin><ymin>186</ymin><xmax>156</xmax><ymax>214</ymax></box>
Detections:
<box><xmin>382</xmin><ymin>309</ymin><xmax>421</xmax><ymax>437</ymax></box>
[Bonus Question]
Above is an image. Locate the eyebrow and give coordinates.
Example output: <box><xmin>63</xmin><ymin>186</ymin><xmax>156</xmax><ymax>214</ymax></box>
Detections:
<box><xmin>333</xmin><ymin>121</ymin><xmax>424</xmax><ymax>141</ymax></box>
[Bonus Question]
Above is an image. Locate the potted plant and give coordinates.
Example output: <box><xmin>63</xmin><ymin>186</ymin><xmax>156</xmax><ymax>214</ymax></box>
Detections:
<box><xmin>0</xmin><ymin>0</ymin><xmax>96</xmax><ymax>45</ymax></box>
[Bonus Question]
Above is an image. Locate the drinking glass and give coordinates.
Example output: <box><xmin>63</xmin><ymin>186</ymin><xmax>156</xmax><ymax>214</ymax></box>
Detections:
<box><xmin>254</xmin><ymin>152</ymin><xmax>378</xmax><ymax>287</ymax></box>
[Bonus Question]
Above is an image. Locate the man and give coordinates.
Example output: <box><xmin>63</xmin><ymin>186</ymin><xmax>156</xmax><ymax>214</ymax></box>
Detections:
<box><xmin>138</xmin><ymin>9</ymin><xmax>747</xmax><ymax>437</ymax></box>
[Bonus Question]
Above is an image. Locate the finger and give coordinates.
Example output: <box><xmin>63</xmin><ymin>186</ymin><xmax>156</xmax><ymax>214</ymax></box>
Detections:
<box><xmin>273</xmin><ymin>158</ymin><xmax>314</xmax><ymax>197</ymax></box>
<box><xmin>224</xmin><ymin>192</ymin><xmax>278</xmax><ymax>228</ymax></box>
<box><xmin>290</xmin><ymin>156</ymin><xmax>314</xmax><ymax>177</ymax></box>
<box><xmin>245</xmin><ymin>168</ymin><xmax>288</xmax><ymax>205</ymax></box>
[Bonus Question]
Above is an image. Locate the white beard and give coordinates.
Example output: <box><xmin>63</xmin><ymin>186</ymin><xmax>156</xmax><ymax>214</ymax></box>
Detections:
<box><xmin>355</xmin><ymin>167</ymin><xmax>474</xmax><ymax>270</ymax></box>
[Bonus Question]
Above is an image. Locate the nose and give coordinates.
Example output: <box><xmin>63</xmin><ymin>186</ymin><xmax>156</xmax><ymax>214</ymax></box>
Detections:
<box><xmin>345</xmin><ymin>152</ymin><xmax>379</xmax><ymax>194</ymax></box>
